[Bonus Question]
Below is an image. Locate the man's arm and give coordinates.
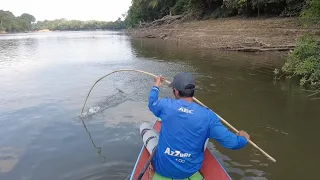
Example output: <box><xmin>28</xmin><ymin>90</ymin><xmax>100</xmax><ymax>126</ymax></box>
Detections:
<box><xmin>208</xmin><ymin>111</ymin><xmax>249</xmax><ymax>150</ymax></box>
<box><xmin>148</xmin><ymin>86</ymin><xmax>162</xmax><ymax>117</ymax></box>
<box><xmin>148</xmin><ymin>76</ymin><xmax>165</xmax><ymax>117</ymax></box>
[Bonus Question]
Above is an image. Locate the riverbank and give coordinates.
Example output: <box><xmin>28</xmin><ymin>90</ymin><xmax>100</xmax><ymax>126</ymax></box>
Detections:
<box><xmin>126</xmin><ymin>17</ymin><xmax>320</xmax><ymax>52</ymax></box>
<box><xmin>0</xmin><ymin>30</ymin><xmax>50</xmax><ymax>34</ymax></box>
<box><xmin>37</xmin><ymin>29</ymin><xmax>51</xmax><ymax>32</ymax></box>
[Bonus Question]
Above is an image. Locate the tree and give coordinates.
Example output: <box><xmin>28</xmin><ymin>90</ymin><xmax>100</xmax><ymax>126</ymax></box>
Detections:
<box><xmin>20</xmin><ymin>13</ymin><xmax>36</xmax><ymax>23</ymax></box>
<box><xmin>301</xmin><ymin>0</ymin><xmax>320</xmax><ymax>25</ymax></box>
<box><xmin>0</xmin><ymin>23</ymin><xmax>5</xmax><ymax>31</ymax></box>
<box><xmin>13</xmin><ymin>17</ymin><xmax>30</xmax><ymax>31</ymax></box>
<box><xmin>0</xmin><ymin>10</ymin><xmax>16</xmax><ymax>31</ymax></box>
<box><xmin>0</xmin><ymin>10</ymin><xmax>36</xmax><ymax>32</ymax></box>
<box><xmin>34</xmin><ymin>18</ymin><xmax>125</xmax><ymax>31</ymax></box>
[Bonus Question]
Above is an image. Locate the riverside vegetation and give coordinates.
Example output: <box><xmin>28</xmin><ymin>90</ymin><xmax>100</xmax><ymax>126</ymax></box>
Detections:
<box><xmin>279</xmin><ymin>0</ymin><xmax>320</xmax><ymax>88</ymax></box>
<box><xmin>0</xmin><ymin>10</ymin><xmax>125</xmax><ymax>33</ymax></box>
<box><xmin>125</xmin><ymin>0</ymin><xmax>320</xmax><ymax>88</ymax></box>
<box><xmin>125</xmin><ymin>0</ymin><xmax>308</xmax><ymax>26</ymax></box>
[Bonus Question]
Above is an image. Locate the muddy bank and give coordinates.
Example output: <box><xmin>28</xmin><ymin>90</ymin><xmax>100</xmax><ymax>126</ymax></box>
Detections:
<box><xmin>0</xmin><ymin>31</ymin><xmax>7</xmax><ymax>34</ymax></box>
<box><xmin>126</xmin><ymin>17</ymin><xmax>320</xmax><ymax>52</ymax></box>
<box><xmin>37</xmin><ymin>29</ymin><xmax>51</xmax><ymax>32</ymax></box>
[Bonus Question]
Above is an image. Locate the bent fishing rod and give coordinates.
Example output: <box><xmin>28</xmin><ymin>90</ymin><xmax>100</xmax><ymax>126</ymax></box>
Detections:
<box><xmin>80</xmin><ymin>69</ymin><xmax>276</xmax><ymax>163</ymax></box>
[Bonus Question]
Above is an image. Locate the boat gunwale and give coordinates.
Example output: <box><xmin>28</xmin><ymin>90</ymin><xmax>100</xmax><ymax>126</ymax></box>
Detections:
<box><xmin>129</xmin><ymin>143</ymin><xmax>145</xmax><ymax>180</ymax></box>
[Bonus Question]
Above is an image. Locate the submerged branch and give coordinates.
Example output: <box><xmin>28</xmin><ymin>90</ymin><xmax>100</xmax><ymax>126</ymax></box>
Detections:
<box><xmin>311</xmin><ymin>97</ymin><xmax>320</xmax><ymax>101</ymax></box>
<box><xmin>308</xmin><ymin>89</ymin><xmax>320</xmax><ymax>97</ymax></box>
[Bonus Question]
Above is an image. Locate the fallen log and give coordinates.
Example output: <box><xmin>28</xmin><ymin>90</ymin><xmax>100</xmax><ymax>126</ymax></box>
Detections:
<box><xmin>144</xmin><ymin>35</ymin><xmax>156</xmax><ymax>38</ymax></box>
<box><xmin>151</xmin><ymin>15</ymin><xmax>182</xmax><ymax>24</ymax></box>
<box><xmin>143</xmin><ymin>15</ymin><xmax>183</xmax><ymax>27</ymax></box>
<box><xmin>159</xmin><ymin>34</ymin><xmax>167</xmax><ymax>39</ymax></box>
<box><xmin>221</xmin><ymin>45</ymin><xmax>296</xmax><ymax>52</ymax></box>
<box><xmin>265</xmin><ymin>45</ymin><xmax>296</xmax><ymax>49</ymax></box>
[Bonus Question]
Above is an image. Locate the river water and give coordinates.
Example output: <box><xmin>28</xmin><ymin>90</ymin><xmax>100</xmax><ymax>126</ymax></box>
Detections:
<box><xmin>0</xmin><ymin>31</ymin><xmax>319</xmax><ymax>180</ymax></box>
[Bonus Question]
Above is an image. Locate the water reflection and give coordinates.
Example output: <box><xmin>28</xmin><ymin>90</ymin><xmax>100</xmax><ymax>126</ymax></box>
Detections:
<box><xmin>129</xmin><ymin>38</ymin><xmax>285</xmax><ymax>70</ymax></box>
<box><xmin>0</xmin><ymin>147</ymin><xmax>23</xmax><ymax>173</ymax></box>
<box><xmin>0</xmin><ymin>38</ymin><xmax>39</xmax><ymax>63</ymax></box>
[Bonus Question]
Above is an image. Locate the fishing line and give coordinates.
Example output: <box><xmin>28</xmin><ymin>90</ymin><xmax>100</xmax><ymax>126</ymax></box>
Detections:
<box><xmin>80</xmin><ymin>118</ymin><xmax>106</xmax><ymax>163</ymax></box>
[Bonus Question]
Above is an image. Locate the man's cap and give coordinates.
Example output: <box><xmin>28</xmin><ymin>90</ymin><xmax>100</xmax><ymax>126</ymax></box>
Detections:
<box><xmin>169</xmin><ymin>72</ymin><xmax>196</xmax><ymax>91</ymax></box>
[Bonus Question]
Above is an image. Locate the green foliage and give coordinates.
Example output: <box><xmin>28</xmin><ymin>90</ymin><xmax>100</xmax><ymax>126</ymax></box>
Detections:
<box><xmin>171</xmin><ymin>0</ymin><xmax>189</xmax><ymax>15</ymax></box>
<box><xmin>35</xmin><ymin>18</ymin><xmax>125</xmax><ymax>31</ymax></box>
<box><xmin>0</xmin><ymin>10</ymin><xmax>36</xmax><ymax>32</ymax></box>
<box><xmin>210</xmin><ymin>6</ymin><xmax>236</xmax><ymax>18</ymax></box>
<box><xmin>148</xmin><ymin>0</ymin><xmax>159</xmax><ymax>8</ymax></box>
<box><xmin>282</xmin><ymin>35</ymin><xmax>320</xmax><ymax>86</ymax></box>
<box><xmin>0</xmin><ymin>10</ymin><xmax>16</xmax><ymax>32</ymax></box>
<box><xmin>14</xmin><ymin>17</ymin><xmax>30</xmax><ymax>31</ymax></box>
<box><xmin>125</xmin><ymin>0</ymin><xmax>179</xmax><ymax>27</ymax></box>
<box><xmin>125</xmin><ymin>0</ymin><xmax>308</xmax><ymax>26</ymax></box>
<box><xmin>0</xmin><ymin>23</ymin><xmax>5</xmax><ymax>31</ymax></box>
<box><xmin>222</xmin><ymin>0</ymin><xmax>305</xmax><ymax>16</ymax></box>
<box><xmin>300</xmin><ymin>0</ymin><xmax>320</xmax><ymax>25</ymax></box>
<box><xmin>20</xmin><ymin>13</ymin><xmax>36</xmax><ymax>23</ymax></box>
<box><xmin>282</xmin><ymin>0</ymin><xmax>305</xmax><ymax>16</ymax></box>
<box><xmin>0</xmin><ymin>9</ymin><xmax>125</xmax><ymax>32</ymax></box>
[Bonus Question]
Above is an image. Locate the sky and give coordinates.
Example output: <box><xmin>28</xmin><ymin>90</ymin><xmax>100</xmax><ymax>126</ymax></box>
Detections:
<box><xmin>1</xmin><ymin>0</ymin><xmax>132</xmax><ymax>21</ymax></box>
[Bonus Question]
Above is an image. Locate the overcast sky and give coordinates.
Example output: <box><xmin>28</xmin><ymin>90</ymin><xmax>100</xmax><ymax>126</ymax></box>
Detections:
<box><xmin>1</xmin><ymin>0</ymin><xmax>132</xmax><ymax>21</ymax></box>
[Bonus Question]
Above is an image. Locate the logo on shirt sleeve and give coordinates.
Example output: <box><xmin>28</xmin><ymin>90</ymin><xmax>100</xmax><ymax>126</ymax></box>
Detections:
<box><xmin>178</xmin><ymin>107</ymin><xmax>194</xmax><ymax>114</ymax></box>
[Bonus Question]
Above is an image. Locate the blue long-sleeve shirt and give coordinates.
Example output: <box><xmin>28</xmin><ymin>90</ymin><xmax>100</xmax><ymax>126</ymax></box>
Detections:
<box><xmin>148</xmin><ymin>86</ymin><xmax>248</xmax><ymax>179</ymax></box>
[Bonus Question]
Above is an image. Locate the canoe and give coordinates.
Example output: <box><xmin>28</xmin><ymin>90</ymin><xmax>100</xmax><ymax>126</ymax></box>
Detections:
<box><xmin>130</xmin><ymin>120</ymin><xmax>231</xmax><ymax>180</ymax></box>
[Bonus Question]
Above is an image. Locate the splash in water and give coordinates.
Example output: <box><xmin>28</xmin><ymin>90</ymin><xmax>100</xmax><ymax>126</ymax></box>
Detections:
<box><xmin>81</xmin><ymin>106</ymin><xmax>101</xmax><ymax>117</ymax></box>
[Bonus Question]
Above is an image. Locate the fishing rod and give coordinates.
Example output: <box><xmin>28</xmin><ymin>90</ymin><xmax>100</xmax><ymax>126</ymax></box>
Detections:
<box><xmin>81</xmin><ymin>69</ymin><xmax>276</xmax><ymax>163</ymax></box>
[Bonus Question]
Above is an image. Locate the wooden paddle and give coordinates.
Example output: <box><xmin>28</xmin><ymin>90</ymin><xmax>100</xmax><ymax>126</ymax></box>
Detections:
<box><xmin>136</xmin><ymin>149</ymin><xmax>157</xmax><ymax>180</ymax></box>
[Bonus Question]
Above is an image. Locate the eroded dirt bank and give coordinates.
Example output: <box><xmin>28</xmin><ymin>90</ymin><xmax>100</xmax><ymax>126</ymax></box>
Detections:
<box><xmin>126</xmin><ymin>17</ymin><xmax>320</xmax><ymax>52</ymax></box>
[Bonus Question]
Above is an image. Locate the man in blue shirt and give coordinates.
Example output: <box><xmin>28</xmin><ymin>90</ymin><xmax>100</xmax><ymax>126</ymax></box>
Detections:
<box><xmin>148</xmin><ymin>72</ymin><xmax>250</xmax><ymax>179</ymax></box>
